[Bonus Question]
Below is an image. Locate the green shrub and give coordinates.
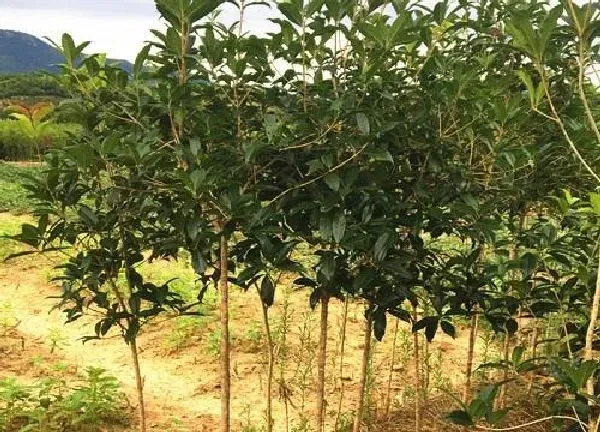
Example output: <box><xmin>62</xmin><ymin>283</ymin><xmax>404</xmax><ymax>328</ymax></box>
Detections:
<box><xmin>0</xmin><ymin>119</ymin><xmax>80</xmax><ymax>161</ymax></box>
<box><xmin>0</xmin><ymin>367</ymin><xmax>129</xmax><ymax>432</ymax></box>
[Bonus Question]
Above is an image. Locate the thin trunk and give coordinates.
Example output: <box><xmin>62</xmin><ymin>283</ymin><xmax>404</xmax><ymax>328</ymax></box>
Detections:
<box><xmin>353</xmin><ymin>313</ymin><xmax>373</xmax><ymax>432</ymax></box>
<box><xmin>129</xmin><ymin>339</ymin><xmax>146</xmax><ymax>432</ymax></box>
<box><xmin>385</xmin><ymin>318</ymin><xmax>400</xmax><ymax>418</ymax></box>
<box><xmin>413</xmin><ymin>307</ymin><xmax>421</xmax><ymax>432</ymax></box>
<box><xmin>219</xmin><ymin>233</ymin><xmax>231</xmax><ymax>432</ymax></box>
<box><xmin>528</xmin><ymin>323</ymin><xmax>538</xmax><ymax>394</ymax></box>
<box><xmin>498</xmin><ymin>331</ymin><xmax>510</xmax><ymax>409</ymax></box>
<box><xmin>463</xmin><ymin>311</ymin><xmax>478</xmax><ymax>403</ymax></box>
<box><xmin>261</xmin><ymin>302</ymin><xmax>274</xmax><ymax>432</ymax></box>
<box><xmin>423</xmin><ymin>336</ymin><xmax>430</xmax><ymax>399</ymax></box>
<box><xmin>335</xmin><ymin>297</ymin><xmax>349</xmax><ymax>431</ymax></box>
<box><xmin>316</xmin><ymin>295</ymin><xmax>330</xmax><ymax>432</ymax></box>
<box><xmin>585</xmin><ymin>244</ymin><xmax>600</xmax><ymax>431</ymax></box>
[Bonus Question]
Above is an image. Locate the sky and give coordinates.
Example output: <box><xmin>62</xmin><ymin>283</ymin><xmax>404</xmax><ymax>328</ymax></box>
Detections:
<box><xmin>0</xmin><ymin>0</ymin><xmax>592</xmax><ymax>62</ymax></box>
<box><xmin>0</xmin><ymin>0</ymin><xmax>275</xmax><ymax>60</ymax></box>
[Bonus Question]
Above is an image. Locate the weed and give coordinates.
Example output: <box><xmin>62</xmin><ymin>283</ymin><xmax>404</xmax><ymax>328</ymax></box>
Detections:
<box><xmin>240</xmin><ymin>403</ymin><xmax>265</xmax><ymax>432</ymax></box>
<box><xmin>0</xmin><ymin>367</ymin><xmax>128</xmax><ymax>431</ymax></box>
<box><xmin>0</xmin><ymin>302</ymin><xmax>18</xmax><ymax>335</ymax></box>
<box><xmin>164</xmin><ymin>315</ymin><xmax>208</xmax><ymax>352</ymax></box>
<box><xmin>205</xmin><ymin>327</ymin><xmax>236</xmax><ymax>357</ymax></box>
<box><xmin>334</xmin><ymin>411</ymin><xmax>353</xmax><ymax>432</ymax></box>
<box><xmin>47</xmin><ymin>326</ymin><xmax>69</xmax><ymax>354</ymax></box>
<box><xmin>291</xmin><ymin>413</ymin><xmax>313</xmax><ymax>432</ymax></box>
<box><xmin>291</xmin><ymin>310</ymin><xmax>317</xmax><ymax>414</ymax></box>
<box><xmin>206</xmin><ymin>327</ymin><xmax>221</xmax><ymax>357</ymax></box>
<box><xmin>242</xmin><ymin>320</ymin><xmax>264</xmax><ymax>353</ymax></box>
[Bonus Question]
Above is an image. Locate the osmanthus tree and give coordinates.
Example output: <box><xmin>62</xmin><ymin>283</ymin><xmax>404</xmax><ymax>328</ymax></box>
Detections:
<box><xmin>14</xmin><ymin>34</ymin><xmax>192</xmax><ymax>432</ymax></box>
<box><xmin>444</xmin><ymin>1</ymin><xmax>600</xmax><ymax>430</ymax></box>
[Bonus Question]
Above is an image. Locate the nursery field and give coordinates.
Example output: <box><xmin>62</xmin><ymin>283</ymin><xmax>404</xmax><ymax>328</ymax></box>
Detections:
<box><xmin>0</xmin><ymin>164</ymin><xmax>553</xmax><ymax>432</ymax></box>
<box><xmin>3</xmin><ymin>1</ymin><xmax>600</xmax><ymax>432</ymax></box>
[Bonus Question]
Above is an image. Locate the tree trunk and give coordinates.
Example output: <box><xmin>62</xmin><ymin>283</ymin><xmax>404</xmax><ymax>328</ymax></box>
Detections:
<box><xmin>585</xmin><ymin>245</ymin><xmax>600</xmax><ymax>431</ymax></box>
<box><xmin>219</xmin><ymin>233</ymin><xmax>231</xmax><ymax>432</ymax></box>
<box><xmin>413</xmin><ymin>307</ymin><xmax>421</xmax><ymax>432</ymax></box>
<box><xmin>316</xmin><ymin>295</ymin><xmax>330</xmax><ymax>432</ymax></box>
<box><xmin>385</xmin><ymin>318</ymin><xmax>400</xmax><ymax>419</ymax></box>
<box><xmin>335</xmin><ymin>297</ymin><xmax>349</xmax><ymax>431</ymax></box>
<box><xmin>353</xmin><ymin>312</ymin><xmax>373</xmax><ymax>432</ymax></box>
<box><xmin>261</xmin><ymin>302</ymin><xmax>274</xmax><ymax>432</ymax></box>
<box><xmin>129</xmin><ymin>338</ymin><xmax>146</xmax><ymax>432</ymax></box>
<box><xmin>497</xmin><ymin>331</ymin><xmax>510</xmax><ymax>409</ymax></box>
<box><xmin>528</xmin><ymin>322</ymin><xmax>538</xmax><ymax>394</ymax></box>
<box><xmin>463</xmin><ymin>311</ymin><xmax>478</xmax><ymax>403</ymax></box>
<box><xmin>423</xmin><ymin>336</ymin><xmax>430</xmax><ymax>399</ymax></box>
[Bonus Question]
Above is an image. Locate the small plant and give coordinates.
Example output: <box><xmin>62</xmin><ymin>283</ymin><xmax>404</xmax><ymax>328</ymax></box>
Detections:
<box><xmin>206</xmin><ymin>327</ymin><xmax>222</xmax><ymax>357</ymax></box>
<box><xmin>0</xmin><ymin>377</ymin><xmax>30</xmax><ymax>430</ymax></box>
<box><xmin>0</xmin><ymin>367</ymin><xmax>128</xmax><ymax>431</ymax></box>
<box><xmin>243</xmin><ymin>320</ymin><xmax>265</xmax><ymax>353</ymax></box>
<box><xmin>164</xmin><ymin>316</ymin><xmax>208</xmax><ymax>352</ymax></box>
<box><xmin>240</xmin><ymin>402</ymin><xmax>266</xmax><ymax>432</ymax></box>
<box><xmin>0</xmin><ymin>302</ymin><xmax>18</xmax><ymax>334</ymax></box>
<box><xmin>334</xmin><ymin>411</ymin><xmax>353</xmax><ymax>432</ymax></box>
<box><xmin>291</xmin><ymin>413</ymin><xmax>313</xmax><ymax>432</ymax></box>
<box><xmin>47</xmin><ymin>326</ymin><xmax>69</xmax><ymax>354</ymax></box>
<box><xmin>205</xmin><ymin>327</ymin><xmax>237</xmax><ymax>358</ymax></box>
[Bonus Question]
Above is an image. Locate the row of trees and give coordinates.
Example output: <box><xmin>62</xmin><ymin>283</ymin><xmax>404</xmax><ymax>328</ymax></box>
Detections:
<box><xmin>15</xmin><ymin>0</ymin><xmax>600</xmax><ymax>431</ymax></box>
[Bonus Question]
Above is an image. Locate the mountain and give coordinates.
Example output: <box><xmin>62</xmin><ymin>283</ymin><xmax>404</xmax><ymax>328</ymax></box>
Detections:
<box><xmin>0</xmin><ymin>30</ymin><xmax>132</xmax><ymax>74</ymax></box>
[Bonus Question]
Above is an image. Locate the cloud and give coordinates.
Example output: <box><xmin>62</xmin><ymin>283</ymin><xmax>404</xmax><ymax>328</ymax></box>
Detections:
<box><xmin>1</xmin><ymin>0</ymin><xmax>156</xmax><ymax>16</ymax></box>
<box><xmin>0</xmin><ymin>1</ymin><xmax>160</xmax><ymax>59</ymax></box>
<box><xmin>0</xmin><ymin>0</ymin><xmax>275</xmax><ymax>60</ymax></box>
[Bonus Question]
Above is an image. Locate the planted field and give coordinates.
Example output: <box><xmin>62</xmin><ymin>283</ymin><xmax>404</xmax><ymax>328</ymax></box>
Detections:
<box><xmin>2</xmin><ymin>1</ymin><xmax>600</xmax><ymax>432</ymax></box>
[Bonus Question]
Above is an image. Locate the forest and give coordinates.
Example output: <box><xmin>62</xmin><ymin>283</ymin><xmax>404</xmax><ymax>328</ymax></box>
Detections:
<box><xmin>2</xmin><ymin>0</ymin><xmax>600</xmax><ymax>432</ymax></box>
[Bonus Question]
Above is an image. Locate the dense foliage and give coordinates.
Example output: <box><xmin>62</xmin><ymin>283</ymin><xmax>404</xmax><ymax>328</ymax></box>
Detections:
<box><xmin>0</xmin><ymin>73</ymin><xmax>67</xmax><ymax>99</ymax></box>
<box><xmin>13</xmin><ymin>1</ymin><xmax>600</xmax><ymax>431</ymax></box>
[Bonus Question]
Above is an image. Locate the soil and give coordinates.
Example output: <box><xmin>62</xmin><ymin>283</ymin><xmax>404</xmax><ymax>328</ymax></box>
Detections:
<box><xmin>0</xmin><ymin>213</ymin><xmax>554</xmax><ymax>432</ymax></box>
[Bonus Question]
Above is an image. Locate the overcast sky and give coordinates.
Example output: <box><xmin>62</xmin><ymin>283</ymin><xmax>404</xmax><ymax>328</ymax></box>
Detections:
<box><xmin>0</xmin><ymin>0</ymin><xmax>275</xmax><ymax>60</ymax></box>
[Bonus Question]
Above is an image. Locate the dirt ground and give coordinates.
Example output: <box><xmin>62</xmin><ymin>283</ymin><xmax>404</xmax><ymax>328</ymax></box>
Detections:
<box><xmin>0</xmin><ymin>213</ymin><xmax>549</xmax><ymax>432</ymax></box>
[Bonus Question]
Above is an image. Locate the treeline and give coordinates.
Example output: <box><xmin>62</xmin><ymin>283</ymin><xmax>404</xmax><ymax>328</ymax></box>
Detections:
<box><xmin>0</xmin><ymin>73</ymin><xmax>67</xmax><ymax>99</ymax></box>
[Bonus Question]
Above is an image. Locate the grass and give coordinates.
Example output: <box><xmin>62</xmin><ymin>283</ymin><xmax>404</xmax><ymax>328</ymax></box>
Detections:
<box><xmin>0</xmin><ymin>161</ymin><xmax>40</xmax><ymax>214</ymax></box>
<box><xmin>0</xmin><ymin>213</ymin><xmax>34</xmax><ymax>261</ymax></box>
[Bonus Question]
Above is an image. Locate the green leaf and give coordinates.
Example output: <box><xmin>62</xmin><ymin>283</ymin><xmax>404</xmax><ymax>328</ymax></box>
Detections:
<box><xmin>367</xmin><ymin>147</ymin><xmax>393</xmax><ymax>163</ymax></box>
<box><xmin>278</xmin><ymin>0</ymin><xmax>302</xmax><ymax>26</ymax></box>
<box><xmin>413</xmin><ymin>316</ymin><xmax>439</xmax><ymax>341</ymax></box>
<box><xmin>332</xmin><ymin>211</ymin><xmax>346</xmax><ymax>244</ymax></box>
<box><xmin>320</xmin><ymin>252</ymin><xmax>335</xmax><ymax>282</ymax></box>
<box><xmin>305</xmin><ymin>0</ymin><xmax>325</xmax><ymax>15</ymax></box>
<box><xmin>134</xmin><ymin>45</ymin><xmax>151</xmax><ymax>78</ymax></box>
<box><xmin>260</xmin><ymin>275</ymin><xmax>275</xmax><ymax>307</ymax></box>
<box><xmin>590</xmin><ymin>192</ymin><xmax>600</xmax><ymax>215</ymax></box>
<box><xmin>517</xmin><ymin>70</ymin><xmax>536</xmax><ymax>107</ymax></box>
<box><xmin>356</xmin><ymin>112</ymin><xmax>370</xmax><ymax>135</ymax></box>
<box><xmin>324</xmin><ymin>172</ymin><xmax>340</xmax><ymax>191</ymax></box>
<box><xmin>374</xmin><ymin>232</ymin><xmax>394</xmax><ymax>262</ymax></box>
<box><xmin>373</xmin><ymin>309</ymin><xmax>386</xmax><ymax>341</ymax></box>
<box><xmin>190</xmin><ymin>0</ymin><xmax>223</xmax><ymax>22</ymax></box>
<box><xmin>440</xmin><ymin>320</ymin><xmax>455</xmax><ymax>338</ymax></box>
<box><xmin>511</xmin><ymin>345</ymin><xmax>525</xmax><ymax>367</ymax></box>
<box><xmin>61</xmin><ymin>33</ymin><xmax>76</xmax><ymax>67</ymax></box>
<box><xmin>520</xmin><ymin>252</ymin><xmax>537</xmax><ymax>277</ymax></box>
<box><xmin>447</xmin><ymin>410</ymin><xmax>473</xmax><ymax>426</ymax></box>
<box><xmin>319</xmin><ymin>213</ymin><xmax>333</xmax><ymax>240</ymax></box>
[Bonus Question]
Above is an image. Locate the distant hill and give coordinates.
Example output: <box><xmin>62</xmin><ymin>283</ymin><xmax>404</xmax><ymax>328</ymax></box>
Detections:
<box><xmin>0</xmin><ymin>30</ymin><xmax>132</xmax><ymax>74</ymax></box>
